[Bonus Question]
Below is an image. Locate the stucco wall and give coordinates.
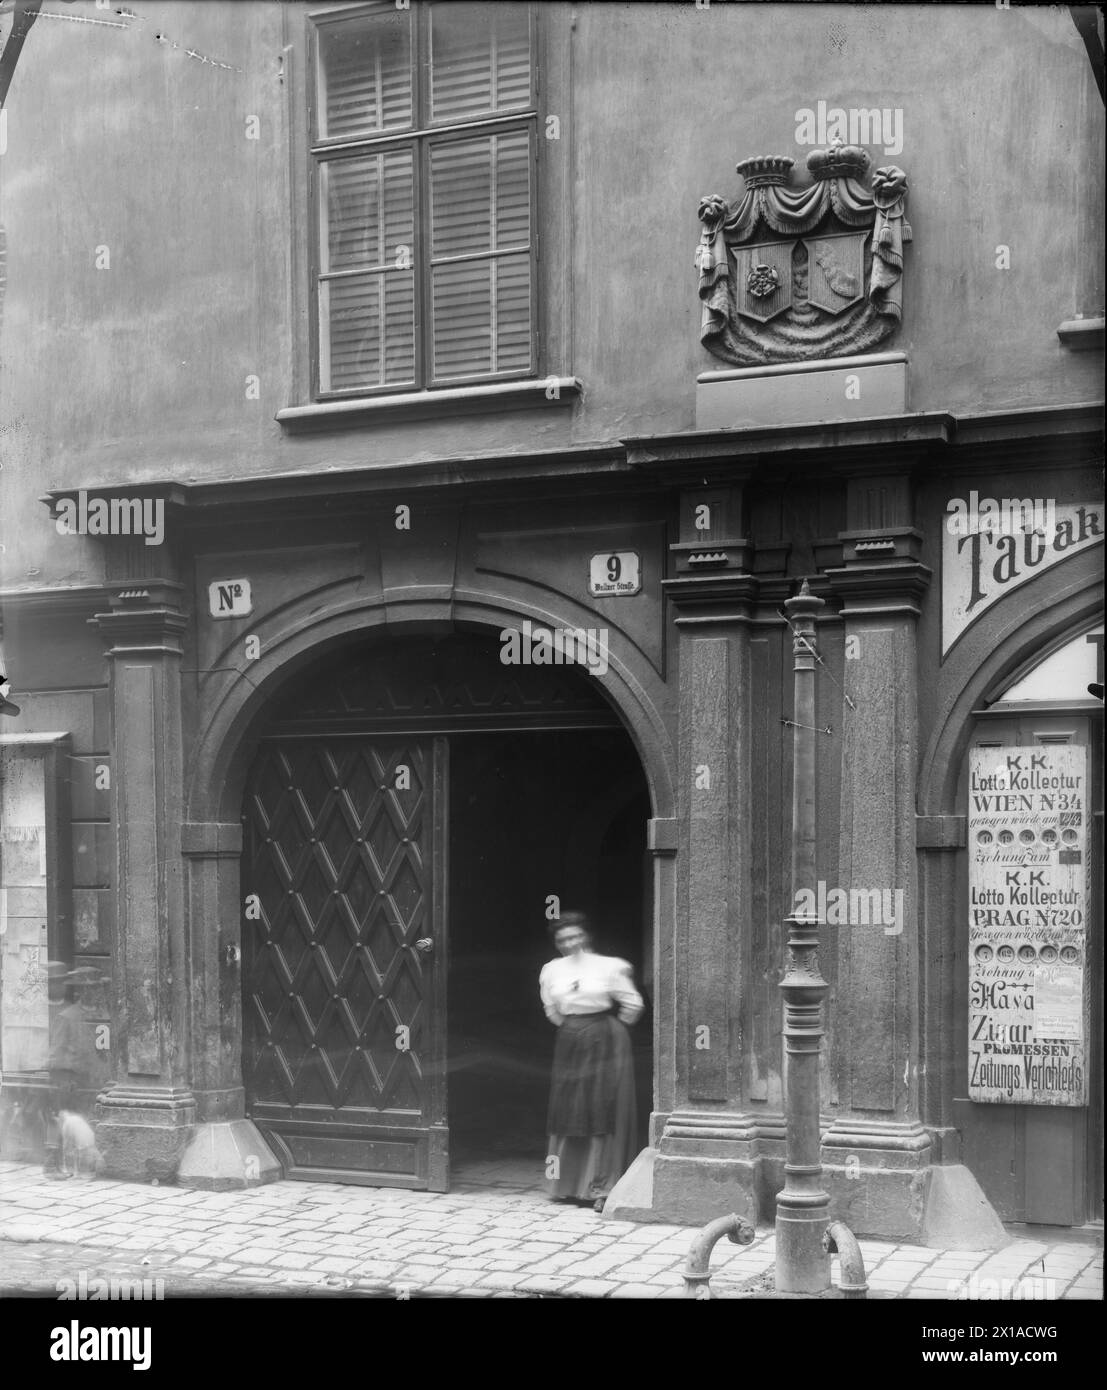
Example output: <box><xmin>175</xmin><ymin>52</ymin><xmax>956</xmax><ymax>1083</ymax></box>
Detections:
<box><xmin>0</xmin><ymin>1</ymin><xmax>1102</xmax><ymax>589</ymax></box>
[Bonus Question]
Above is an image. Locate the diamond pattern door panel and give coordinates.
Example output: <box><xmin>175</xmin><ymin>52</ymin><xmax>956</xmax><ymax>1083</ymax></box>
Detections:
<box><xmin>242</xmin><ymin>737</ymin><xmax>448</xmax><ymax>1188</ymax></box>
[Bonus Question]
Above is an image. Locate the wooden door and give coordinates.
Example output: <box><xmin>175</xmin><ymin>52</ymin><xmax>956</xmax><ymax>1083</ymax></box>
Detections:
<box><xmin>242</xmin><ymin>736</ymin><xmax>448</xmax><ymax>1188</ymax></box>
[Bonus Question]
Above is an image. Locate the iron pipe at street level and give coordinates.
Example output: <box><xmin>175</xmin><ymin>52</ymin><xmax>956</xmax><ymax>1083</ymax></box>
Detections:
<box><xmin>683</xmin><ymin>1213</ymin><xmax>756</xmax><ymax>1297</ymax></box>
<box><xmin>775</xmin><ymin>580</ymin><xmax>832</xmax><ymax>1294</ymax></box>
<box><xmin>824</xmin><ymin>1221</ymin><xmax>869</xmax><ymax>1299</ymax></box>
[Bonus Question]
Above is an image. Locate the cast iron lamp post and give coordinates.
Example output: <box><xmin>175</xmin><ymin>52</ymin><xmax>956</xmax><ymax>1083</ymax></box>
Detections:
<box><xmin>775</xmin><ymin>580</ymin><xmax>832</xmax><ymax>1293</ymax></box>
<box><xmin>682</xmin><ymin>580</ymin><xmax>868</xmax><ymax>1298</ymax></box>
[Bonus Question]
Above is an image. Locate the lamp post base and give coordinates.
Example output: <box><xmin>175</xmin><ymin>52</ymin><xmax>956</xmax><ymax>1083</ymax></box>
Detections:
<box><xmin>775</xmin><ymin>1199</ymin><xmax>833</xmax><ymax>1293</ymax></box>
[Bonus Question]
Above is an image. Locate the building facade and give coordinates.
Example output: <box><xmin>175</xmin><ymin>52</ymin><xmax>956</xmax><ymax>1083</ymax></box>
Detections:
<box><xmin>0</xmin><ymin>1</ymin><xmax>1102</xmax><ymax>1239</ymax></box>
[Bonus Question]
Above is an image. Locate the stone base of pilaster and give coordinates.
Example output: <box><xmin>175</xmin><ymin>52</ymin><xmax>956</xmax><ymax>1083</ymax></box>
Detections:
<box><xmin>94</xmin><ymin>1084</ymin><xmax>196</xmax><ymax>1183</ymax></box>
<box><xmin>818</xmin><ymin>1119</ymin><xmax>933</xmax><ymax>1243</ymax></box>
<box><xmin>608</xmin><ymin>1111</ymin><xmax>762</xmax><ymax>1226</ymax></box>
<box><xmin>605</xmin><ymin>1112</ymin><xmax>1006</xmax><ymax>1244</ymax></box>
<box><xmin>177</xmin><ymin>1120</ymin><xmax>283</xmax><ymax>1191</ymax></box>
<box><xmin>920</xmin><ymin>1163</ymin><xmax>1011</xmax><ymax>1251</ymax></box>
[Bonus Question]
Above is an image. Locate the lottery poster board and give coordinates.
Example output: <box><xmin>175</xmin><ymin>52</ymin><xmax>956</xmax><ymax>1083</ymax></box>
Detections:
<box><xmin>968</xmin><ymin>745</ymin><xmax>1088</xmax><ymax>1106</ymax></box>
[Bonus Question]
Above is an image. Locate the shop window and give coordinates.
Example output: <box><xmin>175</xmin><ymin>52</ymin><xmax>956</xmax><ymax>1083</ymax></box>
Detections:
<box><xmin>0</xmin><ymin>736</ymin><xmax>71</xmax><ymax>1086</ymax></box>
<box><xmin>309</xmin><ymin>2</ymin><xmax>537</xmax><ymax>396</ymax></box>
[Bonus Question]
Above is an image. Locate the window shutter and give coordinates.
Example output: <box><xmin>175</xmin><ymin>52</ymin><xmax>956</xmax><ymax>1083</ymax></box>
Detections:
<box><xmin>317</xmin><ymin>10</ymin><xmax>413</xmax><ymax>140</ymax></box>
<box><xmin>319</xmin><ymin>149</ymin><xmax>415</xmax><ymax>391</ymax></box>
<box><xmin>429</xmin><ymin>130</ymin><xmax>532</xmax><ymax>380</ymax></box>
<box><xmin>429</xmin><ymin>3</ymin><xmax>531</xmax><ymax>123</ymax></box>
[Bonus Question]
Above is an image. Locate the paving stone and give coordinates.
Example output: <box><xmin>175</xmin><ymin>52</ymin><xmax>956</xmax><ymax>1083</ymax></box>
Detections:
<box><xmin>469</xmin><ymin>1271</ymin><xmax>526</xmax><ymax>1290</ymax></box>
<box><xmin>511</xmin><ymin>1275</ymin><xmax>576</xmax><ymax>1295</ymax></box>
<box><xmin>564</xmin><ymin>1278</ymin><xmax>618</xmax><ymax>1297</ymax></box>
<box><xmin>232</xmin><ymin>1246</ymin><xmax>284</xmax><ymax>1263</ymax></box>
<box><xmin>395</xmin><ymin>1264</ymin><xmax>442</xmax><ymax>1282</ymax></box>
<box><xmin>519</xmin><ymin>1254</ymin><xmax>582</xmax><ymax>1274</ymax></box>
<box><xmin>271</xmin><ymin>1252</ymin><xmax>320</xmax><ymax>1270</ymax></box>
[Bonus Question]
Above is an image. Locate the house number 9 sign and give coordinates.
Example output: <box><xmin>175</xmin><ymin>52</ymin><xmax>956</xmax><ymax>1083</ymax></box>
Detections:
<box><xmin>967</xmin><ymin>744</ymin><xmax>1088</xmax><ymax>1106</ymax></box>
<box><xmin>589</xmin><ymin>551</ymin><xmax>641</xmax><ymax>597</ymax></box>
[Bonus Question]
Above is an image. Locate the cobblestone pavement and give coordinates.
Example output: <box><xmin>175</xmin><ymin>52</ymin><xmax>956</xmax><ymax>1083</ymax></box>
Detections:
<box><xmin>0</xmin><ymin>1161</ymin><xmax>1100</xmax><ymax>1300</ymax></box>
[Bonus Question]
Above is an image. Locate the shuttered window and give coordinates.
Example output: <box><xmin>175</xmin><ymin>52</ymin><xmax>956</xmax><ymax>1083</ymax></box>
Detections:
<box><xmin>311</xmin><ymin>2</ymin><xmax>536</xmax><ymax>396</ymax></box>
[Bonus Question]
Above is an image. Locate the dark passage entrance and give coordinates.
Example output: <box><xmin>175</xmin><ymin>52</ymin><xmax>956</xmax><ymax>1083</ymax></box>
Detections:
<box><xmin>448</xmin><ymin>730</ymin><xmax>652</xmax><ymax>1184</ymax></box>
<box><xmin>240</xmin><ymin>629</ymin><xmax>653</xmax><ymax>1191</ymax></box>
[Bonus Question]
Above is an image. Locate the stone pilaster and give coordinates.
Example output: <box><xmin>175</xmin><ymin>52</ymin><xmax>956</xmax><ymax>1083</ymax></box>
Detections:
<box><xmin>91</xmin><ymin>582</ymin><xmax>197</xmax><ymax>1180</ymax></box>
<box><xmin>820</xmin><ymin>475</ymin><xmax>935</xmax><ymax>1238</ymax></box>
<box><xmin>176</xmin><ymin>820</ymin><xmax>281</xmax><ymax>1190</ymax></box>
<box><xmin>647</xmin><ymin>484</ymin><xmax>761</xmax><ymax>1224</ymax></box>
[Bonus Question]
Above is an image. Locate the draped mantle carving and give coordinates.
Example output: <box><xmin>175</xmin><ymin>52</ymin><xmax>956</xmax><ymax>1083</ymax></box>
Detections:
<box><xmin>696</xmin><ymin>142</ymin><xmax>911</xmax><ymax>366</ymax></box>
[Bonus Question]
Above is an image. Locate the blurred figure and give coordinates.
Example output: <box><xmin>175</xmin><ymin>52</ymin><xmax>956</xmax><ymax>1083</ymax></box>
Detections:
<box><xmin>42</xmin><ymin>981</ymin><xmax>87</xmax><ymax>1179</ymax></box>
<box><xmin>539</xmin><ymin>911</ymin><xmax>643</xmax><ymax>1212</ymax></box>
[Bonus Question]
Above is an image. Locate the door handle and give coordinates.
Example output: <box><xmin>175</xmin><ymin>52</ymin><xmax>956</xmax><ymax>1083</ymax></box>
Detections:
<box><xmin>414</xmin><ymin>938</ymin><xmax>434</xmax><ymax>955</ymax></box>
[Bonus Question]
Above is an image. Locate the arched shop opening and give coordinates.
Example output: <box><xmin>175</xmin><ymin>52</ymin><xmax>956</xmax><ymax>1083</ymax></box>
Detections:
<box><xmin>238</xmin><ymin>628</ymin><xmax>653</xmax><ymax>1191</ymax></box>
<box><xmin>957</xmin><ymin>621</ymin><xmax>1103</xmax><ymax>1227</ymax></box>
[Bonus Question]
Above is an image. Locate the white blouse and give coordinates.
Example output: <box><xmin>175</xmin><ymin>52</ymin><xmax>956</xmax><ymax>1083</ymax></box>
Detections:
<box><xmin>539</xmin><ymin>951</ymin><xmax>644</xmax><ymax>1026</ymax></box>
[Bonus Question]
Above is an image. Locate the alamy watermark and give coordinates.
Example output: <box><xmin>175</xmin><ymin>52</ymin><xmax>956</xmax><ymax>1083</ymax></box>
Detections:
<box><xmin>793</xmin><ymin>881</ymin><xmax>904</xmax><ymax>935</ymax></box>
<box><xmin>57</xmin><ymin>1271</ymin><xmax>165</xmax><ymax>1301</ymax></box>
<box><xmin>945</xmin><ymin>491</ymin><xmax>1058</xmax><ymax>540</ymax></box>
<box><xmin>499</xmin><ymin>620</ymin><xmax>609</xmax><ymax>677</ymax></box>
<box><xmin>55</xmin><ymin>491</ymin><xmax>164</xmax><ymax>546</ymax></box>
<box><xmin>947</xmin><ymin>1275</ymin><xmax>1058</xmax><ymax>1301</ymax></box>
<box><xmin>794</xmin><ymin>101</ymin><xmax>903</xmax><ymax>156</ymax></box>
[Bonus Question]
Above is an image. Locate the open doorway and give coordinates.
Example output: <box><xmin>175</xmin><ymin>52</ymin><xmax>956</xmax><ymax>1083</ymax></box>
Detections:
<box><xmin>447</xmin><ymin>729</ymin><xmax>652</xmax><ymax>1191</ymax></box>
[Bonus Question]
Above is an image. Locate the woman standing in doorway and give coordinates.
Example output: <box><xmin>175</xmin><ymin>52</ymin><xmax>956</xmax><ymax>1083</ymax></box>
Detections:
<box><xmin>539</xmin><ymin>911</ymin><xmax>643</xmax><ymax>1212</ymax></box>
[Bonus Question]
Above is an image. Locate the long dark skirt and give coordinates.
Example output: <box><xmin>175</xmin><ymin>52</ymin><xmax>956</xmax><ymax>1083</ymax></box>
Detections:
<box><xmin>546</xmin><ymin>1013</ymin><xmax>636</xmax><ymax>1201</ymax></box>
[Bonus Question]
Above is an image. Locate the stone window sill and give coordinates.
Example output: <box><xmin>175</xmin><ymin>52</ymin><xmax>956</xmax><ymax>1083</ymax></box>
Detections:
<box><xmin>276</xmin><ymin>377</ymin><xmax>582</xmax><ymax>432</ymax></box>
<box><xmin>1056</xmin><ymin>317</ymin><xmax>1104</xmax><ymax>351</ymax></box>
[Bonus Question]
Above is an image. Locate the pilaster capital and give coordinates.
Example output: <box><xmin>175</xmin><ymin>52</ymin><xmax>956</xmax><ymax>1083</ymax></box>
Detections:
<box><xmin>822</xmin><ymin>558</ymin><xmax>933</xmax><ymax>618</ymax></box>
<box><xmin>663</xmin><ymin>570</ymin><xmax>760</xmax><ymax>624</ymax></box>
<box><xmin>90</xmin><ymin>581</ymin><xmax>188</xmax><ymax>657</ymax></box>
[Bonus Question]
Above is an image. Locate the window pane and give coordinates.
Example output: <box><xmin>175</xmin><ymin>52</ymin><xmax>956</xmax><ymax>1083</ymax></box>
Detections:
<box><xmin>317</xmin><ymin>11</ymin><xmax>412</xmax><ymax>140</ymax></box>
<box><xmin>493</xmin><ymin>252</ymin><xmax>532</xmax><ymax>372</ymax></box>
<box><xmin>321</xmin><ymin>151</ymin><xmax>413</xmax><ymax>274</ymax></box>
<box><xmin>430</xmin><ymin>131</ymin><xmax>530</xmax><ymax>261</ymax></box>
<box><xmin>494</xmin><ymin>130</ymin><xmax>530</xmax><ymax>249</ymax></box>
<box><xmin>430</xmin><ymin>2</ymin><xmax>531</xmax><ymax>124</ymax></box>
<box><xmin>430</xmin><ymin>140</ymin><xmax>491</xmax><ymax>260</ymax></box>
<box><xmin>321</xmin><ymin>271</ymin><xmax>415</xmax><ymax>392</ymax></box>
<box><xmin>432</xmin><ymin>253</ymin><xmax>531</xmax><ymax>379</ymax></box>
<box><xmin>432</xmin><ymin>259</ymin><xmax>492</xmax><ymax>378</ymax></box>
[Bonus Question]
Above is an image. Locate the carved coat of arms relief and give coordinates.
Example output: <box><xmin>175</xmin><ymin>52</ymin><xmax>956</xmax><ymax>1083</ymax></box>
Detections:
<box><xmin>695</xmin><ymin>141</ymin><xmax>911</xmax><ymax>366</ymax></box>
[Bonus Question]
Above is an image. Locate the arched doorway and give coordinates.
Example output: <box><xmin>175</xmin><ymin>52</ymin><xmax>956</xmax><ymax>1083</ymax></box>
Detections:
<box><xmin>238</xmin><ymin>628</ymin><xmax>653</xmax><ymax>1190</ymax></box>
<box><xmin>955</xmin><ymin>621</ymin><xmax>1103</xmax><ymax>1227</ymax></box>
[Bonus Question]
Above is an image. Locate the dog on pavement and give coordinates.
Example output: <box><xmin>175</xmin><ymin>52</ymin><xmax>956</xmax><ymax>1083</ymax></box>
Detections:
<box><xmin>58</xmin><ymin>1111</ymin><xmax>104</xmax><ymax>1179</ymax></box>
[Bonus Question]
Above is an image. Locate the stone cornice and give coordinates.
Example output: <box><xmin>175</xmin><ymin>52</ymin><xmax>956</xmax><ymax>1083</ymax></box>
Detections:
<box><xmin>0</xmin><ymin>584</ymin><xmax>114</xmax><ymax>627</ymax></box>
<box><xmin>28</xmin><ymin>404</ymin><xmax>1100</xmax><ymax>525</ymax></box>
<box><xmin>627</xmin><ymin>401</ymin><xmax>1103</xmax><ymax>484</ymax></box>
<box><xmin>38</xmin><ymin>443</ymin><xmax>640</xmax><ymax>526</ymax></box>
<box><xmin>627</xmin><ymin>412</ymin><xmax>954</xmax><ymax>484</ymax></box>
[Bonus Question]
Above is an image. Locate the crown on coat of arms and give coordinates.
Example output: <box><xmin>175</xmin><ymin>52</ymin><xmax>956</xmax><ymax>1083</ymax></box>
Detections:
<box><xmin>806</xmin><ymin>139</ymin><xmax>871</xmax><ymax>182</ymax></box>
<box><xmin>735</xmin><ymin>154</ymin><xmax>795</xmax><ymax>187</ymax></box>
